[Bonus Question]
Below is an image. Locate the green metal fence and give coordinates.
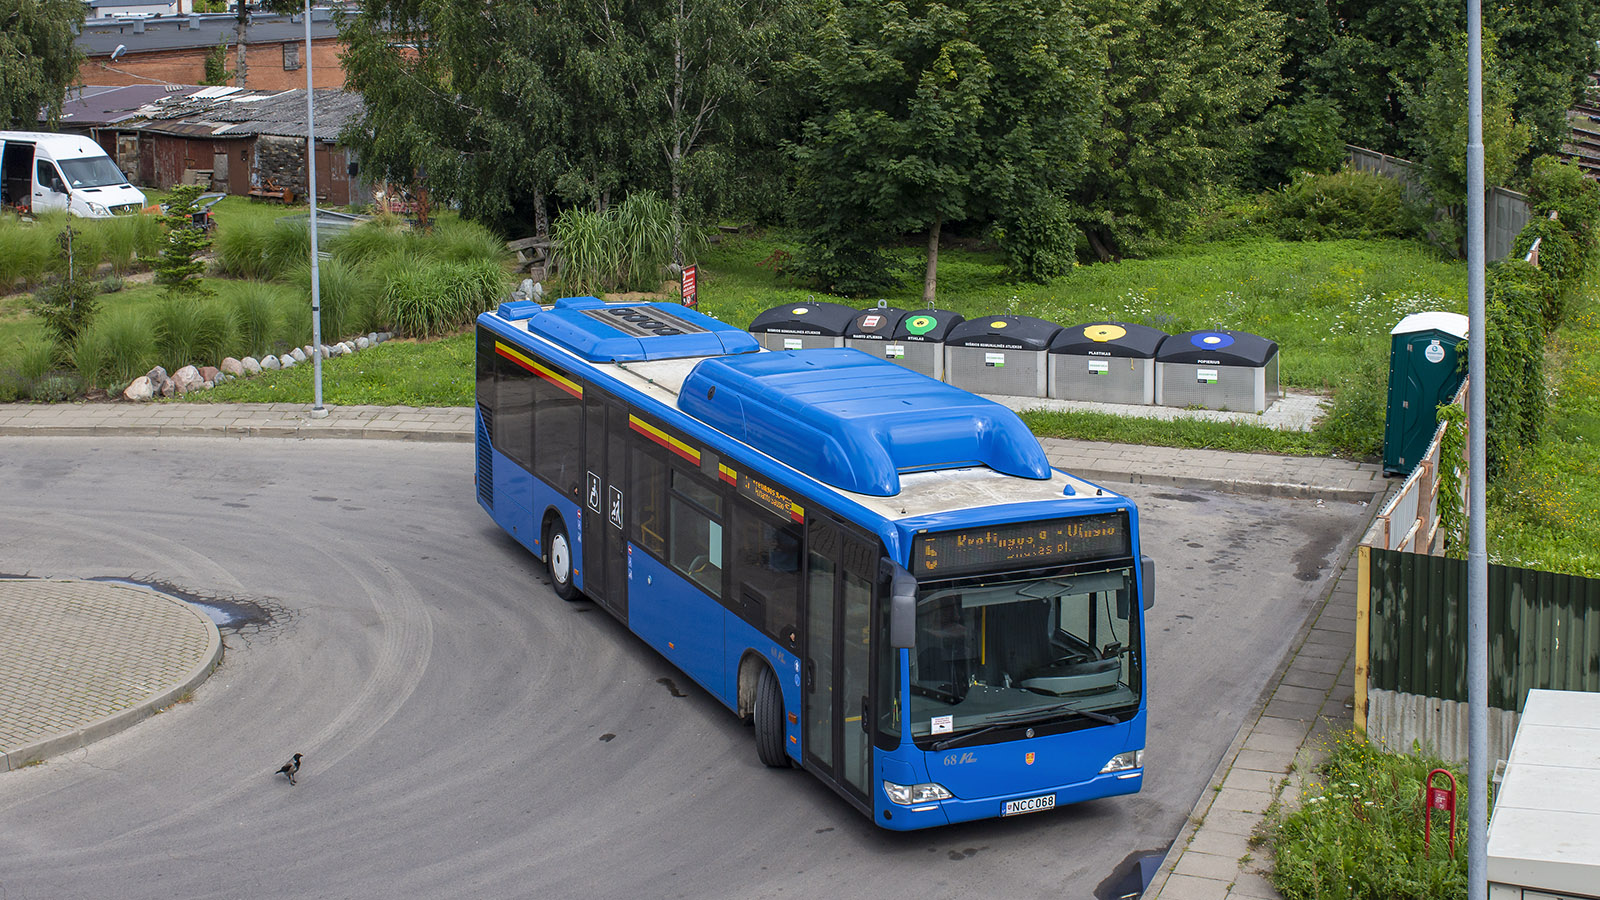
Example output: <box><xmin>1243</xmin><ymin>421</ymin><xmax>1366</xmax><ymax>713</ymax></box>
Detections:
<box><xmin>1365</xmin><ymin>547</ymin><xmax>1600</xmax><ymax>711</ymax></box>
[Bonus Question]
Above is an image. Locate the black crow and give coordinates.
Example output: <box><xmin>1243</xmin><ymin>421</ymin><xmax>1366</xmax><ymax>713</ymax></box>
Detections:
<box><xmin>276</xmin><ymin>753</ymin><xmax>303</xmax><ymax>785</ymax></box>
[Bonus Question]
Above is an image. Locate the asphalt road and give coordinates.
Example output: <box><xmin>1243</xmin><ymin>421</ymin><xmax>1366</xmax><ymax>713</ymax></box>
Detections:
<box><xmin>0</xmin><ymin>438</ymin><xmax>1371</xmax><ymax>900</ymax></box>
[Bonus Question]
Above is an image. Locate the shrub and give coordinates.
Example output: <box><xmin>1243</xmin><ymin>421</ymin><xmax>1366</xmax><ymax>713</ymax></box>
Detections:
<box><xmin>379</xmin><ymin>257</ymin><xmax>507</xmax><ymax>338</ymax></box>
<box><xmin>0</xmin><ymin>214</ymin><xmax>59</xmax><ymax>291</ymax></box>
<box><xmin>1269</xmin><ymin>169</ymin><xmax>1422</xmax><ymax>242</ymax></box>
<box><xmin>102</xmin><ymin>213</ymin><xmax>163</xmax><ymax>274</ymax></box>
<box><xmin>288</xmin><ymin>255</ymin><xmax>380</xmax><ymax>342</ymax></box>
<box><xmin>1526</xmin><ymin>155</ymin><xmax>1600</xmax><ymax>253</ymax></box>
<box><xmin>552</xmin><ymin>190</ymin><xmax>676</xmax><ymax>294</ymax></box>
<box><xmin>213</xmin><ymin>220</ymin><xmax>272</xmax><ymax>280</ymax></box>
<box><xmin>429</xmin><ymin>218</ymin><xmax>508</xmax><ymax>266</ymax></box>
<box><xmin>328</xmin><ymin>220</ymin><xmax>411</xmax><ymax>267</ymax></box>
<box><xmin>993</xmin><ymin>197</ymin><xmax>1081</xmax><ymax>282</ymax></box>
<box><xmin>1251</xmin><ymin>94</ymin><xmax>1347</xmax><ymax>189</ymax></box>
<box><xmin>1484</xmin><ymin>260</ymin><xmax>1548</xmax><ymax>480</ymax></box>
<box><xmin>72</xmin><ymin>325</ymin><xmax>110</xmax><ymax>389</ymax></box>
<box><xmin>262</xmin><ymin>221</ymin><xmax>311</xmax><ymax>280</ymax></box>
<box><xmin>98</xmin><ymin>306</ymin><xmax>157</xmax><ymax>385</ymax></box>
<box><xmin>151</xmin><ymin>295</ymin><xmax>237</xmax><ymax>372</ymax></box>
<box><xmin>27</xmin><ymin>277</ymin><xmax>101</xmax><ymax>362</ymax></box>
<box><xmin>222</xmin><ymin>281</ymin><xmax>289</xmax><ymax>358</ymax></box>
<box><xmin>1511</xmin><ymin>217</ymin><xmax>1581</xmax><ymax>329</ymax></box>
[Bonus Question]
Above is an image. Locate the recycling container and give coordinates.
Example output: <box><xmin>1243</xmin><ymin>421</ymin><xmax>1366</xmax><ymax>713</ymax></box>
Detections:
<box><xmin>1383</xmin><ymin>311</ymin><xmax>1468</xmax><ymax>475</ymax></box>
<box><xmin>1048</xmin><ymin>322</ymin><xmax>1169</xmax><ymax>404</ymax></box>
<box><xmin>843</xmin><ymin>305</ymin><xmax>910</xmax><ymax>359</ymax></box>
<box><xmin>1156</xmin><ymin>330</ymin><xmax>1279</xmax><ymax>412</ymax></box>
<box><xmin>850</xmin><ymin>308</ymin><xmax>964</xmax><ymax>380</ymax></box>
<box><xmin>748</xmin><ymin>301</ymin><xmax>856</xmax><ymax>350</ymax></box>
<box><xmin>943</xmin><ymin>315</ymin><xmax>1062</xmax><ymax>398</ymax></box>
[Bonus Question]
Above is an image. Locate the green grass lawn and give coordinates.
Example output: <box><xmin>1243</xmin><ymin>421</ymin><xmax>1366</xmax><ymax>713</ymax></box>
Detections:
<box><xmin>191</xmin><ymin>332</ymin><xmax>476</xmax><ymax>407</ymax></box>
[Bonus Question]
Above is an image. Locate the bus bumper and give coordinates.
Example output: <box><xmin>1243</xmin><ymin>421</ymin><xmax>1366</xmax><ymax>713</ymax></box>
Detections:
<box><xmin>876</xmin><ymin>769</ymin><xmax>1144</xmax><ymax>830</ymax></box>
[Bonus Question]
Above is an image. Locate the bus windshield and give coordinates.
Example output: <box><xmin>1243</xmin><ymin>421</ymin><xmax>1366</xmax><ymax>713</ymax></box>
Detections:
<box><xmin>908</xmin><ymin>565</ymin><xmax>1140</xmax><ymax>744</ymax></box>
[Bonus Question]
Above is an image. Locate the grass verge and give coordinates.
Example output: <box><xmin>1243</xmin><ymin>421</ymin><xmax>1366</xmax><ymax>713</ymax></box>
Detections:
<box><xmin>1269</xmin><ymin>729</ymin><xmax>1470</xmax><ymax>900</ymax></box>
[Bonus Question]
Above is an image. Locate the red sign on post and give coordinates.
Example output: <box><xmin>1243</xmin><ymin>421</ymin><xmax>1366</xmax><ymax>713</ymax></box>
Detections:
<box><xmin>681</xmin><ymin>264</ymin><xmax>698</xmax><ymax>309</ymax></box>
<box><xmin>1423</xmin><ymin>768</ymin><xmax>1458</xmax><ymax>858</ymax></box>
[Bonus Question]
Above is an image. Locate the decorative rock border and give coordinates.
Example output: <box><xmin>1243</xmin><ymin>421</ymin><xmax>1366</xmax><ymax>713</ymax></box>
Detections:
<box><xmin>122</xmin><ymin>333</ymin><xmax>394</xmax><ymax>401</ymax></box>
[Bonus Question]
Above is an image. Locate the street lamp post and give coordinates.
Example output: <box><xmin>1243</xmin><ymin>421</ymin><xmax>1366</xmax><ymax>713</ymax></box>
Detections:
<box><xmin>1466</xmin><ymin>0</ymin><xmax>1488</xmax><ymax>897</ymax></box>
<box><xmin>304</xmin><ymin>0</ymin><xmax>327</xmax><ymax>418</ymax></box>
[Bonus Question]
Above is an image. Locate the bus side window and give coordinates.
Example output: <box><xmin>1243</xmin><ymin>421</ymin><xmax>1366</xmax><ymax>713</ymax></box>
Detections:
<box><xmin>495</xmin><ymin>347</ymin><xmax>535</xmax><ymax>469</ymax></box>
<box><xmin>631</xmin><ymin>447</ymin><xmax>666</xmax><ymax>555</ymax></box>
<box><xmin>731</xmin><ymin>503</ymin><xmax>801</xmax><ymax>648</ymax></box>
<box><xmin>668</xmin><ymin>468</ymin><xmax>723</xmax><ymax>597</ymax></box>
<box><xmin>532</xmin><ymin>363</ymin><xmax>582</xmax><ymax>498</ymax></box>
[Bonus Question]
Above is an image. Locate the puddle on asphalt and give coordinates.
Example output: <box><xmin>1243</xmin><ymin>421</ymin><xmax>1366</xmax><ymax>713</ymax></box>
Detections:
<box><xmin>89</xmin><ymin>576</ymin><xmax>283</xmax><ymax>632</ymax></box>
<box><xmin>1094</xmin><ymin>846</ymin><xmax>1169</xmax><ymax>900</ymax></box>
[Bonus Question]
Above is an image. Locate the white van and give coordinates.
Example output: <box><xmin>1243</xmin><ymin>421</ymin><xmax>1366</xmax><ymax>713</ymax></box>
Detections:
<box><xmin>0</xmin><ymin>131</ymin><xmax>147</xmax><ymax>218</ymax></box>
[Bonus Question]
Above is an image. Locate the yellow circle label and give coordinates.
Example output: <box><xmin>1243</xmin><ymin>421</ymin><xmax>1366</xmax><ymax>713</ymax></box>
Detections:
<box><xmin>792</xmin><ymin>307</ymin><xmax>809</xmax><ymax>315</ymax></box>
<box><xmin>990</xmin><ymin>320</ymin><xmax>1008</xmax><ymax>328</ymax></box>
<box><xmin>1085</xmin><ymin>324</ymin><xmax>1127</xmax><ymax>342</ymax></box>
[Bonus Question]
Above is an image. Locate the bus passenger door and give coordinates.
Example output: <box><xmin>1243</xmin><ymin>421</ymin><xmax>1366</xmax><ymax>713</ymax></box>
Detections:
<box><xmin>804</xmin><ymin>516</ymin><xmax>875</xmax><ymax>805</ymax></box>
<box><xmin>583</xmin><ymin>394</ymin><xmax>629</xmax><ymax>619</ymax></box>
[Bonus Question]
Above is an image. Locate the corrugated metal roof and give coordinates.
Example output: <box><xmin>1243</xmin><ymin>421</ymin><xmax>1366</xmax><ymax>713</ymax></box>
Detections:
<box><xmin>85</xmin><ymin>85</ymin><xmax>363</xmax><ymax>142</ymax></box>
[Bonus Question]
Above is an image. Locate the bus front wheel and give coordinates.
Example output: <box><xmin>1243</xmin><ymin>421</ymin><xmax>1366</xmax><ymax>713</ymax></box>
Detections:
<box><xmin>546</xmin><ymin>518</ymin><xmax>579</xmax><ymax>601</ymax></box>
<box><xmin>754</xmin><ymin>665</ymin><xmax>789</xmax><ymax>768</ymax></box>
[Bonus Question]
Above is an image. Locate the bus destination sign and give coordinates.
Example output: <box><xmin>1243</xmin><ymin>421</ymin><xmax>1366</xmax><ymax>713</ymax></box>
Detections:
<box><xmin>914</xmin><ymin>512</ymin><xmax>1130</xmax><ymax>577</ymax></box>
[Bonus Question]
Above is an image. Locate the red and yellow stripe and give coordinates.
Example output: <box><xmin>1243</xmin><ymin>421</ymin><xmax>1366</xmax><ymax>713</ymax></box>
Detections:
<box><xmin>718</xmin><ymin>463</ymin><xmax>737</xmax><ymax>485</ymax></box>
<box><xmin>496</xmin><ymin>342</ymin><xmax>583</xmax><ymax>399</ymax></box>
<box><xmin>630</xmin><ymin>415</ymin><xmax>701</xmax><ymax>465</ymax></box>
<box><xmin>788</xmin><ymin>502</ymin><xmax>805</xmax><ymax>524</ymax></box>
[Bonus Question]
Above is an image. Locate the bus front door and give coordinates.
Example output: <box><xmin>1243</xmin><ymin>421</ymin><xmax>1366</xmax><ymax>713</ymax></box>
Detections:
<box><xmin>583</xmin><ymin>394</ymin><xmax>629</xmax><ymax>619</ymax></box>
<box><xmin>804</xmin><ymin>516</ymin><xmax>875</xmax><ymax>806</ymax></box>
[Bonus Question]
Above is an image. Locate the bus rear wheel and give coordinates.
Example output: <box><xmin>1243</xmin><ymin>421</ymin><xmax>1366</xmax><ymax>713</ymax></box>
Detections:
<box><xmin>754</xmin><ymin>665</ymin><xmax>789</xmax><ymax>768</ymax></box>
<box><xmin>546</xmin><ymin>518</ymin><xmax>579</xmax><ymax>601</ymax></box>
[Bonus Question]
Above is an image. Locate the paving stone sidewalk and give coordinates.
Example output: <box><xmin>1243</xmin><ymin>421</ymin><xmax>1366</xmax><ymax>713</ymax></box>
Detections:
<box><xmin>0</xmin><ymin>579</ymin><xmax>222</xmax><ymax>771</ymax></box>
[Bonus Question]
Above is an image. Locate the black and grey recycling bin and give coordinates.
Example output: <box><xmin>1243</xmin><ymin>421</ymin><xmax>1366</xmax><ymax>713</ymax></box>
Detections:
<box><xmin>943</xmin><ymin>315</ymin><xmax>1062</xmax><ymax>398</ymax></box>
<box><xmin>1383</xmin><ymin>311</ymin><xmax>1468</xmax><ymax>476</ymax></box>
<box><xmin>1048</xmin><ymin>322</ymin><xmax>1168</xmax><ymax>404</ymax></box>
<box><xmin>843</xmin><ymin>305</ymin><xmax>909</xmax><ymax>360</ymax></box>
<box><xmin>858</xmin><ymin>308</ymin><xmax>964</xmax><ymax>379</ymax></box>
<box><xmin>748</xmin><ymin>301</ymin><xmax>856</xmax><ymax>350</ymax></box>
<box><xmin>1156</xmin><ymin>330</ymin><xmax>1280</xmax><ymax>412</ymax></box>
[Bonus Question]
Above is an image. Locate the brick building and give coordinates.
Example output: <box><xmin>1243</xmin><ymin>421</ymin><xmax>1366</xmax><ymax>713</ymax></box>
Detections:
<box><xmin>78</xmin><ymin>11</ymin><xmax>346</xmax><ymax>91</ymax></box>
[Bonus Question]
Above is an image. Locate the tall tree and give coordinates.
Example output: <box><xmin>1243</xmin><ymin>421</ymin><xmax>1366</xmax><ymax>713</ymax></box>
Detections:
<box><xmin>0</xmin><ymin>0</ymin><xmax>85</xmax><ymax>129</ymax></box>
<box><xmin>787</xmin><ymin>0</ymin><xmax>1100</xmax><ymax>298</ymax></box>
<box><xmin>339</xmin><ymin>0</ymin><xmax>799</xmax><ymax>239</ymax></box>
<box><xmin>1069</xmin><ymin>0</ymin><xmax>1282</xmax><ymax>261</ymax></box>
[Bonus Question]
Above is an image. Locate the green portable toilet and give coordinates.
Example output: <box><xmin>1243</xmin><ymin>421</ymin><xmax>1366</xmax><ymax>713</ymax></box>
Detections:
<box><xmin>1383</xmin><ymin>312</ymin><xmax>1469</xmax><ymax>476</ymax></box>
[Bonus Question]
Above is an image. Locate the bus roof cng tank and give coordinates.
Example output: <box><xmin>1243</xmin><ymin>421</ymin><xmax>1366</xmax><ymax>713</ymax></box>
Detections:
<box><xmin>942</xmin><ymin>315</ymin><xmax>1062</xmax><ymax>399</ymax></box>
<box><xmin>1048</xmin><ymin>322</ymin><xmax>1169</xmax><ymax>405</ymax></box>
<box><xmin>678</xmin><ymin>348</ymin><xmax>1052</xmax><ymax>497</ymax></box>
<box><xmin>748</xmin><ymin>301</ymin><xmax>856</xmax><ymax>350</ymax></box>
<box><xmin>1155</xmin><ymin>329</ymin><xmax>1279</xmax><ymax>412</ymax></box>
<box><xmin>518</xmin><ymin>297</ymin><xmax>759</xmax><ymax>362</ymax></box>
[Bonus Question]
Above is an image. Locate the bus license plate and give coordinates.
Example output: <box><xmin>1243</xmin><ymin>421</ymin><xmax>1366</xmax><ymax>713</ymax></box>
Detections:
<box><xmin>1002</xmin><ymin>794</ymin><xmax>1056</xmax><ymax>817</ymax></box>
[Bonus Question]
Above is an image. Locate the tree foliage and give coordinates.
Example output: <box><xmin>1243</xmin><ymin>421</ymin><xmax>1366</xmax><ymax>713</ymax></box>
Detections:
<box><xmin>787</xmin><ymin>0</ymin><xmax>1101</xmax><ymax>297</ymax></box>
<box><xmin>1403</xmin><ymin>31</ymin><xmax>1529</xmax><ymax>207</ymax></box>
<box><xmin>339</xmin><ymin>0</ymin><xmax>801</xmax><ymax>239</ymax></box>
<box><xmin>0</xmin><ymin>0</ymin><xmax>85</xmax><ymax>129</ymax></box>
<box><xmin>1069</xmin><ymin>0</ymin><xmax>1283</xmax><ymax>260</ymax></box>
<box><xmin>145</xmin><ymin>185</ymin><xmax>215</xmax><ymax>299</ymax></box>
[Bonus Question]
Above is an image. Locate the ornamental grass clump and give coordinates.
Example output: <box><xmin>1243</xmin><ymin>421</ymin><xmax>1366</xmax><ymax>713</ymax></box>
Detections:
<box><xmin>288</xmin><ymin>255</ymin><xmax>380</xmax><ymax>342</ymax></box>
<box><xmin>0</xmin><ymin>214</ymin><xmax>59</xmax><ymax>292</ymax></box>
<box><xmin>222</xmin><ymin>281</ymin><xmax>290</xmax><ymax>358</ymax></box>
<box><xmin>1270</xmin><ymin>730</ymin><xmax>1469</xmax><ymax>900</ymax></box>
<box><xmin>98</xmin><ymin>306</ymin><xmax>157</xmax><ymax>386</ymax></box>
<box><xmin>151</xmin><ymin>295</ymin><xmax>236</xmax><ymax>373</ymax></box>
<box><xmin>213</xmin><ymin>220</ymin><xmax>273</xmax><ymax>280</ymax></box>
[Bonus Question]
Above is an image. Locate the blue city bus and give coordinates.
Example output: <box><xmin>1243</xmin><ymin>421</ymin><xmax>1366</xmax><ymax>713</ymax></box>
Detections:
<box><xmin>474</xmin><ymin>296</ymin><xmax>1154</xmax><ymax>830</ymax></box>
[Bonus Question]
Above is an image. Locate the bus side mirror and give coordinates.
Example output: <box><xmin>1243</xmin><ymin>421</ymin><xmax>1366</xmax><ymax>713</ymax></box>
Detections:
<box><xmin>1141</xmin><ymin>555</ymin><xmax>1155</xmax><ymax>610</ymax></box>
<box><xmin>888</xmin><ymin>564</ymin><xmax>916</xmax><ymax>649</ymax></box>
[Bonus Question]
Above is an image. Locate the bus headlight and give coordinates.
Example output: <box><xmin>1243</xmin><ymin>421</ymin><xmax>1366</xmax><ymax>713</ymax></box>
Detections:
<box><xmin>883</xmin><ymin>780</ymin><xmax>953</xmax><ymax>805</ymax></box>
<box><xmin>1099</xmin><ymin>750</ymin><xmax>1144</xmax><ymax>774</ymax></box>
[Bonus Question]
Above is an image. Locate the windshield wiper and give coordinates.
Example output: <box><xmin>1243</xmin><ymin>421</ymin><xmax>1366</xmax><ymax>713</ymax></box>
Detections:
<box><xmin>929</xmin><ymin>702</ymin><xmax>1120</xmax><ymax>751</ymax></box>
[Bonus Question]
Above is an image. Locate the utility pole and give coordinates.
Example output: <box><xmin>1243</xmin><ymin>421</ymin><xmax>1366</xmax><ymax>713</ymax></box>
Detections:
<box><xmin>1465</xmin><ymin>0</ymin><xmax>1488</xmax><ymax>896</ymax></box>
<box><xmin>305</xmin><ymin>0</ymin><xmax>326</xmax><ymax>418</ymax></box>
